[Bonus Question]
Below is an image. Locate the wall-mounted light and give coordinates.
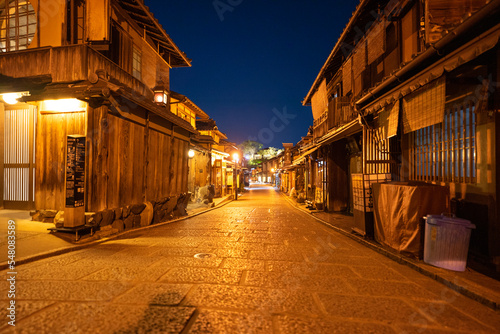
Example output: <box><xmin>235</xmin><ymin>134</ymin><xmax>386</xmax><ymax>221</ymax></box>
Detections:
<box><xmin>153</xmin><ymin>85</ymin><xmax>169</xmax><ymax>106</ymax></box>
<box><xmin>188</xmin><ymin>149</ymin><xmax>195</xmax><ymax>158</ymax></box>
<box><xmin>40</xmin><ymin>99</ymin><xmax>87</xmax><ymax>114</ymax></box>
<box><xmin>1</xmin><ymin>92</ymin><xmax>29</xmax><ymax>105</ymax></box>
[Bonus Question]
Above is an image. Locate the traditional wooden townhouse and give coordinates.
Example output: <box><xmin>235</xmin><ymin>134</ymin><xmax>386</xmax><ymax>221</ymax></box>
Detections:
<box><xmin>303</xmin><ymin>0</ymin><xmax>500</xmax><ymax>271</ymax></box>
<box><xmin>195</xmin><ymin>118</ymin><xmax>240</xmax><ymax>198</ymax></box>
<box><xmin>0</xmin><ymin>0</ymin><xmax>197</xmax><ymax>229</ymax></box>
<box><xmin>168</xmin><ymin>91</ymin><xmax>213</xmax><ymax>202</ymax></box>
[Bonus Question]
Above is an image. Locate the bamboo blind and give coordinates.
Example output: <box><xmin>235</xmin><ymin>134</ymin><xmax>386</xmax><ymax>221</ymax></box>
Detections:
<box><xmin>311</xmin><ymin>78</ymin><xmax>328</xmax><ymax>120</ymax></box>
<box><xmin>352</xmin><ymin>38</ymin><xmax>366</xmax><ymax>75</ymax></box>
<box><xmin>403</xmin><ymin>77</ymin><xmax>446</xmax><ymax>134</ymax></box>
<box><xmin>377</xmin><ymin>101</ymin><xmax>399</xmax><ymax>139</ymax></box>
<box><xmin>343</xmin><ymin>56</ymin><xmax>353</xmax><ymax>94</ymax></box>
<box><xmin>367</xmin><ymin>21</ymin><xmax>386</xmax><ymax>64</ymax></box>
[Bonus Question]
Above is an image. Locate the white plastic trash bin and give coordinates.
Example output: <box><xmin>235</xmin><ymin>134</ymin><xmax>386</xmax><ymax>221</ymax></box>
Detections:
<box><xmin>423</xmin><ymin>215</ymin><xmax>476</xmax><ymax>271</ymax></box>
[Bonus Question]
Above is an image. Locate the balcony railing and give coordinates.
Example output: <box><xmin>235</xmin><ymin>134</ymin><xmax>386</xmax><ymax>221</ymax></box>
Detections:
<box><xmin>0</xmin><ymin>45</ymin><xmax>149</xmax><ymax>97</ymax></box>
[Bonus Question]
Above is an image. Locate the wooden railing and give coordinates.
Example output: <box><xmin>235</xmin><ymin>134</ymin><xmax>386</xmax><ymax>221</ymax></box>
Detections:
<box><xmin>0</xmin><ymin>45</ymin><xmax>149</xmax><ymax>97</ymax></box>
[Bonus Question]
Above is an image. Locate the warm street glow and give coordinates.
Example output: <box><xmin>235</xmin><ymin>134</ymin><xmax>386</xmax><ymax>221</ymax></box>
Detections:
<box><xmin>40</xmin><ymin>99</ymin><xmax>87</xmax><ymax>113</ymax></box>
<box><xmin>232</xmin><ymin>153</ymin><xmax>239</xmax><ymax>162</ymax></box>
<box><xmin>271</xmin><ymin>168</ymin><xmax>275</xmax><ymax>172</ymax></box>
<box><xmin>2</xmin><ymin>93</ymin><xmax>23</xmax><ymax>105</ymax></box>
<box><xmin>188</xmin><ymin>149</ymin><xmax>195</xmax><ymax>158</ymax></box>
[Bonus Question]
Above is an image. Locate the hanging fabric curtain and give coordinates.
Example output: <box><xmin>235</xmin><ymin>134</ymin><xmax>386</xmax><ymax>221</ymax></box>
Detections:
<box><xmin>402</xmin><ymin>76</ymin><xmax>446</xmax><ymax>134</ymax></box>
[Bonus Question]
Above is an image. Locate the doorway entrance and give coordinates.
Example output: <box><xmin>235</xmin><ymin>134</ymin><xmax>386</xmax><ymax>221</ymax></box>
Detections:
<box><xmin>2</xmin><ymin>104</ymin><xmax>36</xmax><ymax>210</ymax></box>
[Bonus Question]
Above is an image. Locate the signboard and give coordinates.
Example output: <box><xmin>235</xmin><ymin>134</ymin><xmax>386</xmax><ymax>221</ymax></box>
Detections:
<box><xmin>66</xmin><ymin>135</ymin><xmax>85</xmax><ymax>208</ymax></box>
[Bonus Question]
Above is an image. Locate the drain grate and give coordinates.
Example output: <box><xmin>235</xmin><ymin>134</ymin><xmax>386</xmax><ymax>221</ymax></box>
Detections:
<box><xmin>194</xmin><ymin>253</ymin><xmax>216</xmax><ymax>259</ymax></box>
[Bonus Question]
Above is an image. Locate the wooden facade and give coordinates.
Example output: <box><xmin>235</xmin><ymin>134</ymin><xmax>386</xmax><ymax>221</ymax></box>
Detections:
<box><xmin>0</xmin><ymin>0</ymin><xmax>195</xmax><ymax>221</ymax></box>
<box><xmin>300</xmin><ymin>0</ymin><xmax>500</xmax><ymax>270</ymax></box>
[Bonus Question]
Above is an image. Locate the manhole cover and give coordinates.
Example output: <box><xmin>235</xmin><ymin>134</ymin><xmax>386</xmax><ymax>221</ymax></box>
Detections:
<box><xmin>194</xmin><ymin>253</ymin><xmax>216</xmax><ymax>259</ymax></box>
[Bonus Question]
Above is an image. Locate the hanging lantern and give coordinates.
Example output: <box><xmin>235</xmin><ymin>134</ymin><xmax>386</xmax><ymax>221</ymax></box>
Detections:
<box><xmin>153</xmin><ymin>84</ymin><xmax>169</xmax><ymax>106</ymax></box>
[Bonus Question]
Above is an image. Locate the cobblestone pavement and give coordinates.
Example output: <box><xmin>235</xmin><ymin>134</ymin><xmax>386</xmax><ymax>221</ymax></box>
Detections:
<box><xmin>2</xmin><ymin>185</ymin><xmax>500</xmax><ymax>333</ymax></box>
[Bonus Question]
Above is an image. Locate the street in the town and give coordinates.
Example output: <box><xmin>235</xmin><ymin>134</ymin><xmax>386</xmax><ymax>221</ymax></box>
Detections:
<box><xmin>1</xmin><ymin>185</ymin><xmax>499</xmax><ymax>333</ymax></box>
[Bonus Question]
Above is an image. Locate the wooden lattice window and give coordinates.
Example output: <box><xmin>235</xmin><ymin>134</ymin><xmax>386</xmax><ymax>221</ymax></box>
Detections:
<box><xmin>410</xmin><ymin>103</ymin><xmax>476</xmax><ymax>183</ymax></box>
<box><xmin>132</xmin><ymin>45</ymin><xmax>142</xmax><ymax>80</ymax></box>
<box><xmin>0</xmin><ymin>0</ymin><xmax>36</xmax><ymax>52</ymax></box>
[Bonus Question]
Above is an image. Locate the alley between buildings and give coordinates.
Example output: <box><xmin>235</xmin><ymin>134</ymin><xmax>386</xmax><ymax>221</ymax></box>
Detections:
<box><xmin>1</xmin><ymin>184</ymin><xmax>500</xmax><ymax>333</ymax></box>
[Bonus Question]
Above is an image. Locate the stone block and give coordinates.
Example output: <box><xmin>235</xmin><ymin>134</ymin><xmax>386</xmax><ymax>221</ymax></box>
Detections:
<box><xmin>173</xmin><ymin>193</ymin><xmax>190</xmax><ymax>217</ymax></box>
<box><xmin>133</xmin><ymin>215</ymin><xmax>142</xmax><ymax>228</ymax></box>
<box><xmin>40</xmin><ymin>210</ymin><xmax>57</xmax><ymax>218</ymax></box>
<box><xmin>55</xmin><ymin>211</ymin><xmax>64</xmax><ymax>225</ymax></box>
<box><xmin>130</xmin><ymin>203</ymin><xmax>146</xmax><ymax>215</ymax></box>
<box><xmin>100</xmin><ymin>209</ymin><xmax>115</xmax><ymax>227</ymax></box>
<box><xmin>93</xmin><ymin>212</ymin><xmax>103</xmax><ymax>226</ymax></box>
<box><xmin>31</xmin><ymin>212</ymin><xmax>42</xmax><ymax>222</ymax></box>
<box><xmin>124</xmin><ymin>215</ymin><xmax>135</xmax><ymax>230</ymax></box>
<box><xmin>112</xmin><ymin>219</ymin><xmax>124</xmax><ymax>233</ymax></box>
<box><xmin>113</xmin><ymin>207</ymin><xmax>123</xmax><ymax>220</ymax></box>
<box><xmin>123</xmin><ymin>206</ymin><xmax>131</xmax><ymax>218</ymax></box>
<box><xmin>140</xmin><ymin>202</ymin><xmax>154</xmax><ymax>227</ymax></box>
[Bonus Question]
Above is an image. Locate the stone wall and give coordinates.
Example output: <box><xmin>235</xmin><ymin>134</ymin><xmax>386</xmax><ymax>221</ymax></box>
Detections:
<box><xmin>32</xmin><ymin>193</ymin><xmax>192</xmax><ymax>240</ymax></box>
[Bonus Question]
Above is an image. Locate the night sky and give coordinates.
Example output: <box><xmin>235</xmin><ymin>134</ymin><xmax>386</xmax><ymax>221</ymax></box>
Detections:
<box><xmin>147</xmin><ymin>1</ymin><xmax>358</xmax><ymax>148</ymax></box>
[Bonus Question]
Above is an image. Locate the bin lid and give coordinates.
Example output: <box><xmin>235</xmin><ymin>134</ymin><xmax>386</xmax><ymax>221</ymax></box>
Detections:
<box><xmin>425</xmin><ymin>214</ymin><xmax>476</xmax><ymax>229</ymax></box>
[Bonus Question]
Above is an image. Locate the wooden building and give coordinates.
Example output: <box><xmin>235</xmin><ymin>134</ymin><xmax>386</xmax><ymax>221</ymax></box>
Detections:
<box><xmin>0</xmin><ymin>0</ymin><xmax>196</xmax><ymax>226</ymax></box>
<box><xmin>195</xmin><ymin>118</ymin><xmax>240</xmax><ymax>198</ymax></box>
<box><xmin>169</xmin><ymin>91</ymin><xmax>212</xmax><ymax>200</ymax></box>
<box><xmin>302</xmin><ymin>0</ymin><xmax>500</xmax><ymax>271</ymax></box>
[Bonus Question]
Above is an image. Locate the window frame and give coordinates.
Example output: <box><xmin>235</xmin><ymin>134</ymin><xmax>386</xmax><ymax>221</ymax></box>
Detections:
<box><xmin>132</xmin><ymin>44</ymin><xmax>142</xmax><ymax>80</ymax></box>
<box><xmin>0</xmin><ymin>0</ymin><xmax>36</xmax><ymax>52</ymax></box>
<box><xmin>409</xmin><ymin>102</ymin><xmax>476</xmax><ymax>184</ymax></box>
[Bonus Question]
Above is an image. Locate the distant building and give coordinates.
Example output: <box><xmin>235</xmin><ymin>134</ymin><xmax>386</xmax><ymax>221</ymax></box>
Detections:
<box><xmin>195</xmin><ymin>119</ymin><xmax>240</xmax><ymax>198</ymax></box>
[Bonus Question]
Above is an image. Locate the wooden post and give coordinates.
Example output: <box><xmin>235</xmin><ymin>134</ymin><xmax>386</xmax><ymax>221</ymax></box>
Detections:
<box><xmin>0</xmin><ymin>103</ymin><xmax>4</xmax><ymax>208</ymax></box>
<box><xmin>143</xmin><ymin>111</ymin><xmax>149</xmax><ymax>201</ymax></box>
<box><xmin>234</xmin><ymin>163</ymin><xmax>238</xmax><ymax>200</ymax></box>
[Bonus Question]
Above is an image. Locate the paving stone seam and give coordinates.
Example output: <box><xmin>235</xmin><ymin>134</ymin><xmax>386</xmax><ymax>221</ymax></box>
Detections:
<box><xmin>0</xmin><ymin>196</ymin><xmax>235</xmax><ymax>271</ymax></box>
<box><xmin>279</xmin><ymin>191</ymin><xmax>500</xmax><ymax>312</ymax></box>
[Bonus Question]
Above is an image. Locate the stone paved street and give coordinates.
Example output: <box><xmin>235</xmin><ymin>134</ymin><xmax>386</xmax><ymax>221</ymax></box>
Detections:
<box><xmin>1</xmin><ymin>185</ymin><xmax>500</xmax><ymax>333</ymax></box>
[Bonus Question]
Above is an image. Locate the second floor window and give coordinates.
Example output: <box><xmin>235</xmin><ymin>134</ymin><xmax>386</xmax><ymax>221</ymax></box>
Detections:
<box><xmin>132</xmin><ymin>45</ymin><xmax>142</xmax><ymax>80</ymax></box>
<box><xmin>0</xmin><ymin>0</ymin><xmax>36</xmax><ymax>52</ymax></box>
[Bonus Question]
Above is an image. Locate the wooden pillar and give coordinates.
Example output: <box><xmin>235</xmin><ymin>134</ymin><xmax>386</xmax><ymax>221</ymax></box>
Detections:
<box><xmin>0</xmin><ymin>103</ymin><xmax>4</xmax><ymax>208</ymax></box>
<box><xmin>143</xmin><ymin>111</ymin><xmax>149</xmax><ymax>201</ymax></box>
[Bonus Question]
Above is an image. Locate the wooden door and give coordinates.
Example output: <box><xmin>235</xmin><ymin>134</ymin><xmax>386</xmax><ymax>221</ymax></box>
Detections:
<box><xmin>3</xmin><ymin>104</ymin><xmax>36</xmax><ymax>210</ymax></box>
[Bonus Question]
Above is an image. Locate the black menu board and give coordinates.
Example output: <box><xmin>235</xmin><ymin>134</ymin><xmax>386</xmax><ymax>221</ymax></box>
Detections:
<box><xmin>66</xmin><ymin>135</ymin><xmax>85</xmax><ymax>207</ymax></box>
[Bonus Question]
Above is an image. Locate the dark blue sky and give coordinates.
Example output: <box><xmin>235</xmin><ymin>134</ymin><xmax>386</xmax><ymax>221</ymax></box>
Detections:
<box><xmin>147</xmin><ymin>1</ymin><xmax>358</xmax><ymax>148</ymax></box>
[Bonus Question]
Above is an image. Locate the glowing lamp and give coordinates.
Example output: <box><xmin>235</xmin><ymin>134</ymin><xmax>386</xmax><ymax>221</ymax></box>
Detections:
<box><xmin>271</xmin><ymin>168</ymin><xmax>275</xmax><ymax>173</ymax></box>
<box><xmin>153</xmin><ymin>85</ymin><xmax>168</xmax><ymax>105</ymax></box>
<box><xmin>2</xmin><ymin>93</ymin><xmax>23</xmax><ymax>105</ymax></box>
<box><xmin>232</xmin><ymin>153</ymin><xmax>239</xmax><ymax>162</ymax></box>
<box><xmin>40</xmin><ymin>99</ymin><xmax>87</xmax><ymax>113</ymax></box>
<box><xmin>188</xmin><ymin>149</ymin><xmax>195</xmax><ymax>158</ymax></box>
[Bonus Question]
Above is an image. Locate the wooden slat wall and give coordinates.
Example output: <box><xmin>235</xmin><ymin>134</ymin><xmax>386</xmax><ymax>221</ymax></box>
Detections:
<box><xmin>0</xmin><ymin>48</ymin><xmax>51</xmax><ymax>78</ymax></box>
<box><xmin>88</xmin><ymin>107</ymin><xmax>147</xmax><ymax>211</ymax></box>
<box><xmin>35</xmin><ymin>111</ymin><xmax>85</xmax><ymax>210</ymax></box>
<box><xmin>87</xmin><ymin>106</ymin><xmax>189</xmax><ymax>212</ymax></box>
<box><xmin>146</xmin><ymin>128</ymin><xmax>177</xmax><ymax>200</ymax></box>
